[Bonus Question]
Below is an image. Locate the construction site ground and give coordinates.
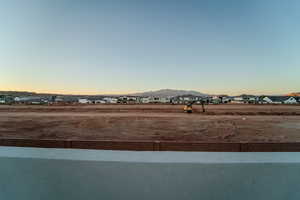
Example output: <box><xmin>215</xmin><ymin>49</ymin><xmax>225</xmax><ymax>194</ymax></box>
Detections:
<box><xmin>0</xmin><ymin>104</ymin><xmax>299</xmax><ymax>143</ymax></box>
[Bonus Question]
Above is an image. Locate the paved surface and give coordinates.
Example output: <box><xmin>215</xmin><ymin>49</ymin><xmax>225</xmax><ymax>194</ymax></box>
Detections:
<box><xmin>1</xmin><ymin>147</ymin><xmax>300</xmax><ymax>200</ymax></box>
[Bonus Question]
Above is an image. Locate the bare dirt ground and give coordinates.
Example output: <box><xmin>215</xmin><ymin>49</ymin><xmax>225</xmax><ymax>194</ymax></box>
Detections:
<box><xmin>0</xmin><ymin>104</ymin><xmax>299</xmax><ymax>142</ymax></box>
<box><xmin>1</xmin><ymin>104</ymin><xmax>300</xmax><ymax>115</ymax></box>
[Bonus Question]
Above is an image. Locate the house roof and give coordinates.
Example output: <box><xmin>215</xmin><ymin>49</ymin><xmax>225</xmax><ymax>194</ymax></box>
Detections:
<box><xmin>265</xmin><ymin>96</ymin><xmax>293</xmax><ymax>102</ymax></box>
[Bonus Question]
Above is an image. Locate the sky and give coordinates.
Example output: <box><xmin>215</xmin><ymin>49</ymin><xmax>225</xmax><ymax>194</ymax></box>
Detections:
<box><xmin>0</xmin><ymin>0</ymin><xmax>299</xmax><ymax>95</ymax></box>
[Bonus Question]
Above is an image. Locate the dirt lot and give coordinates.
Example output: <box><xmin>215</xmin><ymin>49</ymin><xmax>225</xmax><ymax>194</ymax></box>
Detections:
<box><xmin>0</xmin><ymin>104</ymin><xmax>299</xmax><ymax>143</ymax></box>
<box><xmin>1</xmin><ymin>104</ymin><xmax>300</xmax><ymax>115</ymax></box>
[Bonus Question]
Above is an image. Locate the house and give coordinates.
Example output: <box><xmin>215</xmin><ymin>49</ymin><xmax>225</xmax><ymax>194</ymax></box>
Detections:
<box><xmin>64</xmin><ymin>96</ymin><xmax>79</xmax><ymax>104</ymax></box>
<box><xmin>232</xmin><ymin>96</ymin><xmax>250</xmax><ymax>103</ymax></box>
<box><xmin>78</xmin><ymin>99</ymin><xmax>90</xmax><ymax>104</ymax></box>
<box><xmin>0</xmin><ymin>95</ymin><xmax>6</xmax><ymax>104</ymax></box>
<box><xmin>211</xmin><ymin>96</ymin><xmax>222</xmax><ymax>104</ymax></box>
<box><xmin>118</xmin><ymin>96</ymin><xmax>141</xmax><ymax>104</ymax></box>
<box><xmin>149</xmin><ymin>96</ymin><xmax>161</xmax><ymax>103</ymax></box>
<box><xmin>160</xmin><ymin>97</ymin><xmax>171</xmax><ymax>103</ymax></box>
<box><xmin>85</xmin><ymin>96</ymin><xmax>106</xmax><ymax>104</ymax></box>
<box><xmin>242</xmin><ymin>95</ymin><xmax>257</xmax><ymax>104</ymax></box>
<box><xmin>94</xmin><ymin>100</ymin><xmax>106</xmax><ymax>104</ymax></box>
<box><xmin>127</xmin><ymin>96</ymin><xmax>140</xmax><ymax>104</ymax></box>
<box><xmin>218</xmin><ymin>95</ymin><xmax>231</xmax><ymax>103</ymax></box>
<box><xmin>170</xmin><ymin>97</ymin><xmax>179</xmax><ymax>104</ymax></box>
<box><xmin>282</xmin><ymin>96</ymin><xmax>297</xmax><ymax>104</ymax></box>
<box><xmin>172</xmin><ymin>95</ymin><xmax>203</xmax><ymax>104</ymax></box>
<box><xmin>247</xmin><ymin>97</ymin><xmax>257</xmax><ymax>104</ymax></box>
<box><xmin>118</xmin><ymin>96</ymin><xmax>126</xmax><ymax>103</ymax></box>
<box><xmin>260</xmin><ymin>96</ymin><xmax>298</xmax><ymax>104</ymax></box>
<box><xmin>140</xmin><ymin>97</ymin><xmax>151</xmax><ymax>104</ymax></box>
<box><xmin>103</xmin><ymin>97</ymin><xmax>118</xmax><ymax>104</ymax></box>
<box><xmin>231</xmin><ymin>95</ymin><xmax>257</xmax><ymax>104</ymax></box>
<box><xmin>209</xmin><ymin>96</ymin><xmax>233</xmax><ymax>104</ymax></box>
<box><xmin>20</xmin><ymin>96</ymin><xmax>49</xmax><ymax>104</ymax></box>
<box><xmin>14</xmin><ymin>96</ymin><xmax>45</xmax><ymax>104</ymax></box>
<box><xmin>53</xmin><ymin>96</ymin><xmax>78</xmax><ymax>104</ymax></box>
<box><xmin>149</xmin><ymin>96</ymin><xmax>170</xmax><ymax>103</ymax></box>
<box><xmin>54</xmin><ymin>96</ymin><xmax>64</xmax><ymax>103</ymax></box>
<box><xmin>232</xmin><ymin>96</ymin><xmax>244</xmax><ymax>103</ymax></box>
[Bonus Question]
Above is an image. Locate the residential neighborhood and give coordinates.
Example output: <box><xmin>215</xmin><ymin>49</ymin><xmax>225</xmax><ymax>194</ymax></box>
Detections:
<box><xmin>0</xmin><ymin>92</ymin><xmax>299</xmax><ymax>105</ymax></box>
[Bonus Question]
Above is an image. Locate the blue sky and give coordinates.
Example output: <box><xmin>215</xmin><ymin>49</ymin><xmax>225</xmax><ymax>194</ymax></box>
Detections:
<box><xmin>0</xmin><ymin>0</ymin><xmax>299</xmax><ymax>95</ymax></box>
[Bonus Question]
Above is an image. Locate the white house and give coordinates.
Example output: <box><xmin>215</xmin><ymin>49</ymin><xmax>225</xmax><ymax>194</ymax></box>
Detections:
<box><xmin>14</xmin><ymin>96</ymin><xmax>43</xmax><ymax>104</ymax></box>
<box><xmin>160</xmin><ymin>97</ymin><xmax>171</xmax><ymax>103</ymax></box>
<box><xmin>211</xmin><ymin>96</ymin><xmax>221</xmax><ymax>104</ymax></box>
<box><xmin>284</xmin><ymin>97</ymin><xmax>298</xmax><ymax>104</ymax></box>
<box><xmin>176</xmin><ymin>95</ymin><xmax>200</xmax><ymax>103</ymax></box>
<box><xmin>232</xmin><ymin>96</ymin><xmax>244</xmax><ymax>103</ymax></box>
<box><xmin>103</xmin><ymin>97</ymin><xmax>118</xmax><ymax>104</ymax></box>
<box><xmin>78</xmin><ymin>99</ymin><xmax>90</xmax><ymax>104</ymax></box>
<box><xmin>148</xmin><ymin>96</ymin><xmax>170</xmax><ymax>103</ymax></box>
<box><xmin>0</xmin><ymin>95</ymin><xmax>6</xmax><ymax>104</ymax></box>
<box><xmin>94</xmin><ymin>100</ymin><xmax>106</xmax><ymax>104</ymax></box>
<box><xmin>141</xmin><ymin>97</ymin><xmax>151</xmax><ymax>104</ymax></box>
<box><xmin>14</xmin><ymin>97</ymin><xmax>21</xmax><ymax>102</ymax></box>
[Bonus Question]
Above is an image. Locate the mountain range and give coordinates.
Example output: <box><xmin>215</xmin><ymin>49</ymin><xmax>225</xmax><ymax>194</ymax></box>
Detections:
<box><xmin>130</xmin><ymin>89</ymin><xmax>208</xmax><ymax>97</ymax></box>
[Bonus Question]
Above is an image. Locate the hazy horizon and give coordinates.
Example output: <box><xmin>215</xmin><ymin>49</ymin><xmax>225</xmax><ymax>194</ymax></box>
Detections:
<box><xmin>1</xmin><ymin>0</ymin><xmax>300</xmax><ymax>95</ymax></box>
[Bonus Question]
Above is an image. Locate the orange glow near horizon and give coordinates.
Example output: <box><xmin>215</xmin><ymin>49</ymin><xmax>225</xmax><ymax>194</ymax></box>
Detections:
<box><xmin>0</xmin><ymin>86</ymin><xmax>297</xmax><ymax>96</ymax></box>
<box><xmin>0</xmin><ymin>87</ymin><xmax>136</xmax><ymax>95</ymax></box>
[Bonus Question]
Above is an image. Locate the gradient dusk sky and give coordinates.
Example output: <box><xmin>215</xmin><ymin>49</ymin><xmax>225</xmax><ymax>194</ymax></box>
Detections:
<box><xmin>0</xmin><ymin>0</ymin><xmax>299</xmax><ymax>95</ymax></box>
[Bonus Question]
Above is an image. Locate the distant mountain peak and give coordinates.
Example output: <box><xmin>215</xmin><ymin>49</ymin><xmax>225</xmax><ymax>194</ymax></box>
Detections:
<box><xmin>130</xmin><ymin>89</ymin><xmax>208</xmax><ymax>97</ymax></box>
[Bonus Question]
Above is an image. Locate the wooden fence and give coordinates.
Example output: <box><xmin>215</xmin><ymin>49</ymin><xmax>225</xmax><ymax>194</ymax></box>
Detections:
<box><xmin>1</xmin><ymin>138</ymin><xmax>300</xmax><ymax>152</ymax></box>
